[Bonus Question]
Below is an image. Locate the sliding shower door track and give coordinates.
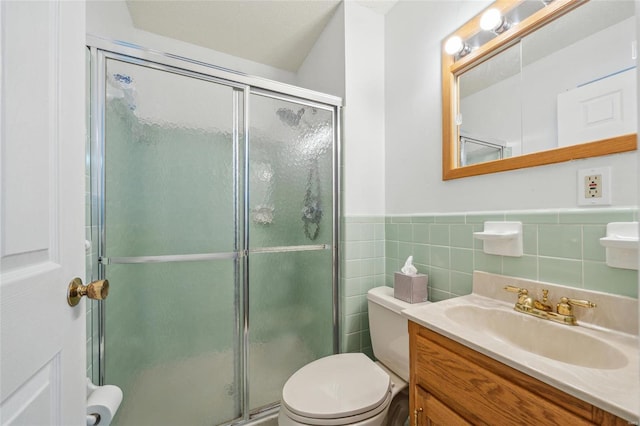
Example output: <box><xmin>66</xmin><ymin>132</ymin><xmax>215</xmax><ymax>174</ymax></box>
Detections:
<box><xmin>99</xmin><ymin>244</ymin><xmax>331</xmax><ymax>265</ymax></box>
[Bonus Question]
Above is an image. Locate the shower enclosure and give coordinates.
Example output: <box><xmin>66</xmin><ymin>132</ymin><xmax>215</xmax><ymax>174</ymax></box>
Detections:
<box><xmin>87</xmin><ymin>40</ymin><xmax>341</xmax><ymax>426</ymax></box>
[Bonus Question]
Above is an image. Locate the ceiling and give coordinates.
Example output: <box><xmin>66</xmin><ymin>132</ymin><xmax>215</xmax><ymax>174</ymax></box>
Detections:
<box><xmin>126</xmin><ymin>0</ymin><xmax>397</xmax><ymax>72</ymax></box>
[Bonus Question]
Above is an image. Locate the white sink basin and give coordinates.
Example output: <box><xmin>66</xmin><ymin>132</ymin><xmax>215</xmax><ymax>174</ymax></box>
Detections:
<box><xmin>444</xmin><ymin>305</ymin><xmax>628</xmax><ymax>370</ymax></box>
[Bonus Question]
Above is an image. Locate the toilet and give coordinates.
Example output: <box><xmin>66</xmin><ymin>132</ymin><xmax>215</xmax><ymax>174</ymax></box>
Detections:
<box><xmin>278</xmin><ymin>286</ymin><xmax>430</xmax><ymax>426</ymax></box>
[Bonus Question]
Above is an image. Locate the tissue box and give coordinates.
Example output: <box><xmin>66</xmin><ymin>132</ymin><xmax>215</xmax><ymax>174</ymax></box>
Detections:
<box><xmin>394</xmin><ymin>272</ymin><xmax>428</xmax><ymax>303</ymax></box>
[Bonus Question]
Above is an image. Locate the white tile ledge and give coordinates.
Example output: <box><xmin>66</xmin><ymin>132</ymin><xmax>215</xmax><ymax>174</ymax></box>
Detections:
<box><xmin>402</xmin><ymin>271</ymin><xmax>639</xmax><ymax>422</ymax></box>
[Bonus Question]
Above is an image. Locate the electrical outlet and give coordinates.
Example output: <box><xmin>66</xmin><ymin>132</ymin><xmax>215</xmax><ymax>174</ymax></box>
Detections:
<box><xmin>584</xmin><ymin>174</ymin><xmax>602</xmax><ymax>198</ymax></box>
<box><xmin>578</xmin><ymin>167</ymin><xmax>611</xmax><ymax>206</ymax></box>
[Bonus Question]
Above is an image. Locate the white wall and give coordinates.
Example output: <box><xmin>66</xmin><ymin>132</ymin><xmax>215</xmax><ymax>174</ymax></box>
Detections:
<box><xmin>298</xmin><ymin>3</ymin><xmax>346</xmax><ymax>99</ymax></box>
<box><xmin>342</xmin><ymin>2</ymin><xmax>386</xmax><ymax>216</ymax></box>
<box><xmin>298</xmin><ymin>1</ymin><xmax>388</xmax><ymax>217</ymax></box>
<box><xmin>385</xmin><ymin>0</ymin><xmax>638</xmax><ymax>214</ymax></box>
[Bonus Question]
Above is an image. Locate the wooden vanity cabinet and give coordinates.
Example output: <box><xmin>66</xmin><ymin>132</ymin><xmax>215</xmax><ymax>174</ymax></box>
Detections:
<box><xmin>414</xmin><ymin>386</ymin><xmax>471</xmax><ymax>426</ymax></box>
<box><xmin>409</xmin><ymin>321</ymin><xmax>629</xmax><ymax>426</ymax></box>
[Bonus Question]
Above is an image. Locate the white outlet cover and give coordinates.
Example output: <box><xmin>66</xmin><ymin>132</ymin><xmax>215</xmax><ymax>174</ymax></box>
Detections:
<box><xmin>577</xmin><ymin>167</ymin><xmax>611</xmax><ymax>206</ymax></box>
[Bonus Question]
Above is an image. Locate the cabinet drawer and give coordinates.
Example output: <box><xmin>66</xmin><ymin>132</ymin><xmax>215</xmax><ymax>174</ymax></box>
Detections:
<box><xmin>415</xmin><ymin>332</ymin><xmax>594</xmax><ymax>425</ymax></box>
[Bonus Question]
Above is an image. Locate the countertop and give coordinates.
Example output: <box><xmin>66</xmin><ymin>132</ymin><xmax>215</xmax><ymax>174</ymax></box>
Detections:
<box><xmin>401</xmin><ymin>271</ymin><xmax>639</xmax><ymax>423</ymax></box>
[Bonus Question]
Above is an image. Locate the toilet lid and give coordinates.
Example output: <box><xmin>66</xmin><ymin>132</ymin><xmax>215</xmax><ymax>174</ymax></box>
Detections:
<box><xmin>282</xmin><ymin>353</ymin><xmax>391</xmax><ymax>420</ymax></box>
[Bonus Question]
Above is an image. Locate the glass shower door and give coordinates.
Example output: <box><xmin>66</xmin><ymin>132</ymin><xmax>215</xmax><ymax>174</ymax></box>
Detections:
<box><xmin>98</xmin><ymin>57</ymin><xmax>244</xmax><ymax>426</ymax></box>
<box><xmin>247</xmin><ymin>93</ymin><xmax>336</xmax><ymax>412</ymax></box>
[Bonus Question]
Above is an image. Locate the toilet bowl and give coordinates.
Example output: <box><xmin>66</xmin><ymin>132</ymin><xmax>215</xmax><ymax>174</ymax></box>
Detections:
<box><xmin>278</xmin><ymin>286</ymin><xmax>430</xmax><ymax>426</ymax></box>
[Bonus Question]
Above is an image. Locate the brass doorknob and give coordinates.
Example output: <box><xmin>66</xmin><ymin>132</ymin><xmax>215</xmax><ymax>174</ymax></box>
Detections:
<box><xmin>67</xmin><ymin>278</ymin><xmax>109</xmax><ymax>307</ymax></box>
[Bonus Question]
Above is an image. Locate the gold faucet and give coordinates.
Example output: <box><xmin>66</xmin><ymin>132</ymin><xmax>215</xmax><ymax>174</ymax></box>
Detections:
<box><xmin>504</xmin><ymin>285</ymin><xmax>546</xmax><ymax>318</ymax></box>
<box><xmin>549</xmin><ymin>297</ymin><xmax>597</xmax><ymax>325</ymax></box>
<box><xmin>503</xmin><ymin>286</ymin><xmax>596</xmax><ymax>326</ymax></box>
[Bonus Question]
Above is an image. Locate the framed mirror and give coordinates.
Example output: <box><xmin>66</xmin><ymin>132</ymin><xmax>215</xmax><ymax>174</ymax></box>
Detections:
<box><xmin>442</xmin><ymin>0</ymin><xmax>637</xmax><ymax>180</ymax></box>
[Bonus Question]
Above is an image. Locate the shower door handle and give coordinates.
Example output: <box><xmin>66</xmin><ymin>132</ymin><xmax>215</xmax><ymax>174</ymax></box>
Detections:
<box><xmin>67</xmin><ymin>278</ymin><xmax>109</xmax><ymax>306</ymax></box>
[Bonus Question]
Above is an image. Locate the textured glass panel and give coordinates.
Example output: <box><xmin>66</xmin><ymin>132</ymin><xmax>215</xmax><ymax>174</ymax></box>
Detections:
<box><xmin>106</xmin><ymin>261</ymin><xmax>240</xmax><ymax>426</ymax></box>
<box><xmin>104</xmin><ymin>59</ymin><xmax>237</xmax><ymax>257</ymax></box>
<box><xmin>248</xmin><ymin>95</ymin><xmax>334</xmax><ymax>248</ymax></box>
<box><xmin>101</xmin><ymin>59</ymin><xmax>243</xmax><ymax>426</ymax></box>
<box><xmin>97</xmin><ymin>57</ymin><xmax>337</xmax><ymax>425</ymax></box>
<box><xmin>248</xmin><ymin>249</ymin><xmax>334</xmax><ymax>411</ymax></box>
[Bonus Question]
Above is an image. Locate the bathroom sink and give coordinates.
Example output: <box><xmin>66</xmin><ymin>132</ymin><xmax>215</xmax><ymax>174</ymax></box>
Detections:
<box><xmin>401</xmin><ymin>272</ymin><xmax>639</xmax><ymax>422</ymax></box>
<box><xmin>444</xmin><ymin>305</ymin><xmax>628</xmax><ymax>370</ymax></box>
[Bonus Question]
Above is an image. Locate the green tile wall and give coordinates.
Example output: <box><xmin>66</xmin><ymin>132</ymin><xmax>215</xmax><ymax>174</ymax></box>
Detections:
<box><xmin>341</xmin><ymin>208</ymin><xmax>638</xmax><ymax>355</ymax></box>
<box><xmin>340</xmin><ymin>216</ymin><xmax>386</xmax><ymax>357</ymax></box>
<box><xmin>387</xmin><ymin>209</ymin><xmax>638</xmax><ymax>301</ymax></box>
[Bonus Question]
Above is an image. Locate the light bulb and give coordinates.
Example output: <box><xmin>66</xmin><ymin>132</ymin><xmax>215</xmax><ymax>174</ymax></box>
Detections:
<box><xmin>444</xmin><ymin>36</ymin><xmax>463</xmax><ymax>55</ymax></box>
<box><xmin>480</xmin><ymin>8</ymin><xmax>505</xmax><ymax>32</ymax></box>
<box><xmin>444</xmin><ymin>36</ymin><xmax>471</xmax><ymax>57</ymax></box>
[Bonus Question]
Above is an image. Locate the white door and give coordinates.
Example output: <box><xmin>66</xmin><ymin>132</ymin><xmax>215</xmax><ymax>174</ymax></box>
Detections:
<box><xmin>1</xmin><ymin>1</ymin><xmax>87</xmax><ymax>425</ymax></box>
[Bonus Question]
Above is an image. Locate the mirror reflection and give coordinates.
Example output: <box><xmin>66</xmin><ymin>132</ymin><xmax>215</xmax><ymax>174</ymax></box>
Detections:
<box><xmin>447</xmin><ymin>0</ymin><xmax>637</xmax><ymax>177</ymax></box>
<box><xmin>459</xmin><ymin>43</ymin><xmax>521</xmax><ymax>165</ymax></box>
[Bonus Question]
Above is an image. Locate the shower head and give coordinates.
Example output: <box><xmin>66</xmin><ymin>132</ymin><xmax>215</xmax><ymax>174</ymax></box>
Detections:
<box><xmin>277</xmin><ymin>107</ymin><xmax>305</xmax><ymax>127</ymax></box>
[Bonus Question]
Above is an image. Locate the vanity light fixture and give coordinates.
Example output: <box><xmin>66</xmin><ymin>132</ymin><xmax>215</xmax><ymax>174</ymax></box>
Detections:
<box><xmin>444</xmin><ymin>35</ymin><xmax>471</xmax><ymax>57</ymax></box>
<box><xmin>444</xmin><ymin>8</ymin><xmax>512</xmax><ymax>57</ymax></box>
<box><xmin>445</xmin><ymin>1</ymin><xmax>556</xmax><ymax>60</ymax></box>
<box><xmin>480</xmin><ymin>8</ymin><xmax>511</xmax><ymax>34</ymax></box>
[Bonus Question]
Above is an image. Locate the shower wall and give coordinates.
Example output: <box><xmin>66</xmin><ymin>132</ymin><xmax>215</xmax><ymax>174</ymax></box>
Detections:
<box><xmin>90</xmin><ymin>50</ymin><xmax>338</xmax><ymax>426</ymax></box>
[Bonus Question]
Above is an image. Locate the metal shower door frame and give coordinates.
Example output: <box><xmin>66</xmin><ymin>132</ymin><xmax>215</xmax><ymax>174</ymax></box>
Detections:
<box><xmin>87</xmin><ymin>37</ymin><xmax>341</xmax><ymax>425</ymax></box>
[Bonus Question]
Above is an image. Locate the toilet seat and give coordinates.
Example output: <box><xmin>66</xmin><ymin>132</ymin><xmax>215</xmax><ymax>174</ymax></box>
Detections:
<box><xmin>281</xmin><ymin>353</ymin><xmax>391</xmax><ymax>425</ymax></box>
<box><xmin>280</xmin><ymin>391</ymin><xmax>391</xmax><ymax>426</ymax></box>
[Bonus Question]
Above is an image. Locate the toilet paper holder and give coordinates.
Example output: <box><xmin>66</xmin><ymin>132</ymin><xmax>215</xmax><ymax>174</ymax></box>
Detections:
<box><xmin>86</xmin><ymin>413</ymin><xmax>101</xmax><ymax>426</ymax></box>
<box><xmin>86</xmin><ymin>379</ymin><xmax>123</xmax><ymax>426</ymax></box>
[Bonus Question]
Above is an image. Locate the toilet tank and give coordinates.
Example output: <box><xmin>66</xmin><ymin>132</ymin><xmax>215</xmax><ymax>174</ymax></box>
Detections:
<box><xmin>367</xmin><ymin>286</ymin><xmax>430</xmax><ymax>382</ymax></box>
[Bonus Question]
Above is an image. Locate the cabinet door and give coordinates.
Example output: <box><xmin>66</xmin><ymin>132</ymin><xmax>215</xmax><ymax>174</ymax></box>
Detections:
<box><xmin>415</xmin><ymin>386</ymin><xmax>471</xmax><ymax>426</ymax></box>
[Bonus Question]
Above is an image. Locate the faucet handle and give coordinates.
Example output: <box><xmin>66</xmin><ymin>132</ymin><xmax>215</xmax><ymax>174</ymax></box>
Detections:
<box><xmin>556</xmin><ymin>296</ymin><xmax>596</xmax><ymax>316</ymax></box>
<box><xmin>504</xmin><ymin>286</ymin><xmax>533</xmax><ymax>309</ymax></box>
<box><xmin>567</xmin><ymin>298</ymin><xmax>597</xmax><ymax>309</ymax></box>
<box><xmin>504</xmin><ymin>285</ymin><xmax>526</xmax><ymax>294</ymax></box>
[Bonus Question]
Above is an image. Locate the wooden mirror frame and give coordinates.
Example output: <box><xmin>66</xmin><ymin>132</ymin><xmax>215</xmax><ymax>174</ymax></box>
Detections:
<box><xmin>442</xmin><ymin>0</ymin><xmax>637</xmax><ymax>180</ymax></box>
